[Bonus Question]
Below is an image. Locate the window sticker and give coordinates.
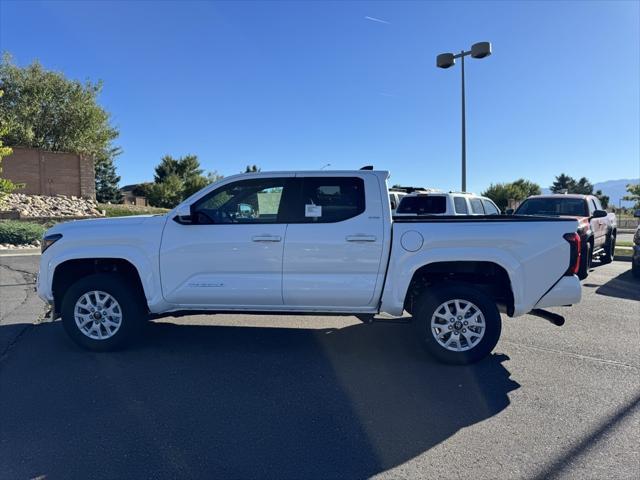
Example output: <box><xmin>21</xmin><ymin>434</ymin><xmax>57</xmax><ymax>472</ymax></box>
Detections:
<box><xmin>305</xmin><ymin>204</ymin><xmax>322</xmax><ymax>217</ymax></box>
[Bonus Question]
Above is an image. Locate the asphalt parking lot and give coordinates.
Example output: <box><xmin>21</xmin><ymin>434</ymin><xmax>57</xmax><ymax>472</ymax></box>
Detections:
<box><xmin>1</xmin><ymin>255</ymin><xmax>638</xmax><ymax>480</ymax></box>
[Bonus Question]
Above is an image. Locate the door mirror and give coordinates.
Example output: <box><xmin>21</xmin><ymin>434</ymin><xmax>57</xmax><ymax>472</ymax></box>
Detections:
<box><xmin>505</xmin><ymin>208</ymin><xmax>514</xmax><ymax>215</ymax></box>
<box><xmin>591</xmin><ymin>209</ymin><xmax>608</xmax><ymax>219</ymax></box>
<box><xmin>173</xmin><ymin>203</ymin><xmax>193</xmax><ymax>224</ymax></box>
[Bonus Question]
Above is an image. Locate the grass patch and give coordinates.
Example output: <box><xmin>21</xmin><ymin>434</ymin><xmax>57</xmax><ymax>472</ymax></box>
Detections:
<box><xmin>0</xmin><ymin>220</ymin><xmax>46</xmax><ymax>245</ymax></box>
<box><xmin>616</xmin><ymin>240</ymin><xmax>633</xmax><ymax>248</ymax></box>
<box><xmin>98</xmin><ymin>203</ymin><xmax>169</xmax><ymax>218</ymax></box>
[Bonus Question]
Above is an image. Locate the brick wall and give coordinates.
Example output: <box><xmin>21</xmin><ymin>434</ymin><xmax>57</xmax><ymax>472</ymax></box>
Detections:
<box><xmin>1</xmin><ymin>147</ymin><xmax>95</xmax><ymax>198</ymax></box>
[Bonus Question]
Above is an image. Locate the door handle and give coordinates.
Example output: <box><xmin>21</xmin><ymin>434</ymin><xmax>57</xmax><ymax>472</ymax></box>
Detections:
<box><xmin>346</xmin><ymin>235</ymin><xmax>377</xmax><ymax>242</ymax></box>
<box><xmin>252</xmin><ymin>235</ymin><xmax>282</xmax><ymax>242</ymax></box>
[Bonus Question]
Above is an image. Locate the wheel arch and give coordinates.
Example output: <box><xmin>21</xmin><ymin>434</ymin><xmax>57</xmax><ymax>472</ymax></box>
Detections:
<box><xmin>52</xmin><ymin>258</ymin><xmax>148</xmax><ymax>316</ymax></box>
<box><xmin>403</xmin><ymin>260</ymin><xmax>515</xmax><ymax>317</ymax></box>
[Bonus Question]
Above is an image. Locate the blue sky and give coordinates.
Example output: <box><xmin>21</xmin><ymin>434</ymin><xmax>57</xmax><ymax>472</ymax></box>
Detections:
<box><xmin>1</xmin><ymin>0</ymin><xmax>638</xmax><ymax>193</ymax></box>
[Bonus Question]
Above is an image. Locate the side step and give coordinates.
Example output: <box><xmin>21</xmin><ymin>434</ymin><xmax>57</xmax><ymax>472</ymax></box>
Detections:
<box><xmin>530</xmin><ymin>309</ymin><xmax>565</xmax><ymax>326</ymax></box>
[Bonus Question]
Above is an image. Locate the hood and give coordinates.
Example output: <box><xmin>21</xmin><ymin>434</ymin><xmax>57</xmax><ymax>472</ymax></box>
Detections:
<box><xmin>46</xmin><ymin>214</ymin><xmax>163</xmax><ymax>236</ymax></box>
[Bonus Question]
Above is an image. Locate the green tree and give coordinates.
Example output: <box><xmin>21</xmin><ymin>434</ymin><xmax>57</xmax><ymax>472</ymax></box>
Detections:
<box><xmin>0</xmin><ymin>89</ymin><xmax>20</xmax><ymax>203</ymax></box>
<box><xmin>550</xmin><ymin>173</ymin><xmax>576</xmax><ymax>193</ymax></box>
<box><xmin>0</xmin><ymin>54</ymin><xmax>121</xmax><ymax>197</ymax></box>
<box><xmin>623</xmin><ymin>183</ymin><xmax>640</xmax><ymax>209</ymax></box>
<box><xmin>482</xmin><ymin>178</ymin><xmax>542</xmax><ymax>211</ymax></box>
<box><xmin>144</xmin><ymin>174</ymin><xmax>185</xmax><ymax>209</ymax></box>
<box><xmin>144</xmin><ymin>154</ymin><xmax>221</xmax><ymax>208</ymax></box>
<box><xmin>572</xmin><ymin>177</ymin><xmax>594</xmax><ymax>195</ymax></box>
<box><xmin>594</xmin><ymin>189</ymin><xmax>609</xmax><ymax>209</ymax></box>
<box><xmin>245</xmin><ymin>164</ymin><xmax>260</xmax><ymax>173</ymax></box>
<box><xmin>95</xmin><ymin>147</ymin><xmax>123</xmax><ymax>203</ymax></box>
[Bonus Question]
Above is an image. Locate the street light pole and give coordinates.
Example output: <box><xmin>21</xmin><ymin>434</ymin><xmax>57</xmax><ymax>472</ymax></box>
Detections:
<box><xmin>436</xmin><ymin>42</ymin><xmax>491</xmax><ymax>192</ymax></box>
<box><xmin>460</xmin><ymin>52</ymin><xmax>466</xmax><ymax>192</ymax></box>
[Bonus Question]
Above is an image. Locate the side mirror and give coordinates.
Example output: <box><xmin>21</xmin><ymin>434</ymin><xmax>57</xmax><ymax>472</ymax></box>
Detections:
<box><xmin>634</xmin><ymin>209</ymin><xmax>640</xmax><ymax>218</ymax></box>
<box><xmin>505</xmin><ymin>208</ymin><xmax>514</xmax><ymax>215</ymax></box>
<box><xmin>591</xmin><ymin>209</ymin><xmax>608</xmax><ymax>219</ymax></box>
<box><xmin>173</xmin><ymin>203</ymin><xmax>193</xmax><ymax>225</ymax></box>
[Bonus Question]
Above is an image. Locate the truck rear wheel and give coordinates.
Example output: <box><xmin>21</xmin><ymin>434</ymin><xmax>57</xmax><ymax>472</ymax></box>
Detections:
<box><xmin>61</xmin><ymin>273</ymin><xmax>147</xmax><ymax>351</ymax></box>
<box><xmin>413</xmin><ymin>283</ymin><xmax>501</xmax><ymax>365</ymax></box>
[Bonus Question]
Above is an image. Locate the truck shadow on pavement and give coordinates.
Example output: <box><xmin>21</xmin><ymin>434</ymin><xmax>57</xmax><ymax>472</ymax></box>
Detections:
<box><xmin>594</xmin><ymin>269</ymin><xmax>640</xmax><ymax>301</ymax></box>
<box><xmin>1</xmin><ymin>320</ymin><xmax>519</xmax><ymax>480</ymax></box>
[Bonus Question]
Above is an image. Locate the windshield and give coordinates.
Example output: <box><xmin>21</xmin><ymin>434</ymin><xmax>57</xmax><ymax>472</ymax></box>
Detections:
<box><xmin>516</xmin><ymin>197</ymin><xmax>588</xmax><ymax>216</ymax></box>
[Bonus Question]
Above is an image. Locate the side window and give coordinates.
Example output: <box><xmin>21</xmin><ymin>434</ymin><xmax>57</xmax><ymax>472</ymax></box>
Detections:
<box><xmin>482</xmin><ymin>199</ymin><xmax>500</xmax><ymax>215</ymax></box>
<box><xmin>593</xmin><ymin>197</ymin><xmax>603</xmax><ymax>210</ymax></box>
<box><xmin>192</xmin><ymin>178</ymin><xmax>289</xmax><ymax>224</ymax></box>
<box><xmin>588</xmin><ymin>199</ymin><xmax>596</xmax><ymax>215</ymax></box>
<box><xmin>470</xmin><ymin>198</ymin><xmax>485</xmax><ymax>214</ymax></box>
<box><xmin>389</xmin><ymin>194</ymin><xmax>397</xmax><ymax>210</ymax></box>
<box><xmin>397</xmin><ymin>195</ymin><xmax>447</xmax><ymax>214</ymax></box>
<box><xmin>453</xmin><ymin>196</ymin><xmax>469</xmax><ymax>214</ymax></box>
<box><xmin>298</xmin><ymin>177</ymin><xmax>365</xmax><ymax>223</ymax></box>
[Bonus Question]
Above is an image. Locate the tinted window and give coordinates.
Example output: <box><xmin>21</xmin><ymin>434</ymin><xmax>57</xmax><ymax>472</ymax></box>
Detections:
<box><xmin>482</xmin><ymin>199</ymin><xmax>500</xmax><ymax>215</ymax></box>
<box><xmin>453</xmin><ymin>197</ymin><xmax>468</xmax><ymax>214</ymax></box>
<box><xmin>193</xmin><ymin>178</ymin><xmax>289</xmax><ymax>224</ymax></box>
<box><xmin>593</xmin><ymin>197</ymin><xmax>603</xmax><ymax>210</ymax></box>
<box><xmin>516</xmin><ymin>198</ymin><xmax>588</xmax><ymax>216</ymax></box>
<box><xmin>389</xmin><ymin>194</ymin><xmax>397</xmax><ymax>210</ymax></box>
<box><xmin>297</xmin><ymin>177</ymin><xmax>365</xmax><ymax>223</ymax></box>
<box><xmin>470</xmin><ymin>198</ymin><xmax>485</xmax><ymax>214</ymax></box>
<box><xmin>397</xmin><ymin>195</ymin><xmax>447</xmax><ymax>215</ymax></box>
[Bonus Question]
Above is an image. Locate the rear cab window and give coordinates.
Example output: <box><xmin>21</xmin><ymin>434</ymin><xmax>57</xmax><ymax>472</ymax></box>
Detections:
<box><xmin>516</xmin><ymin>198</ymin><xmax>589</xmax><ymax>216</ymax></box>
<box><xmin>397</xmin><ymin>195</ymin><xmax>447</xmax><ymax>215</ymax></box>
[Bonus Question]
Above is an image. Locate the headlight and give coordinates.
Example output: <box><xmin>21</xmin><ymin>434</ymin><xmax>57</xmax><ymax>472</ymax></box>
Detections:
<box><xmin>41</xmin><ymin>233</ymin><xmax>62</xmax><ymax>253</ymax></box>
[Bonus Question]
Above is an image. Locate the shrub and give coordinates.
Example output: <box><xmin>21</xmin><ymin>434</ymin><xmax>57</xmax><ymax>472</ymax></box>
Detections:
<box><xmin>98</xmin><ymin>203</ymin><xmax>169</xmax><ymax>218</ymax></box>
<box><xmin>0</xmin><ymin>220</ymin><xmax>46</xmax><ymax>245</ymax></box>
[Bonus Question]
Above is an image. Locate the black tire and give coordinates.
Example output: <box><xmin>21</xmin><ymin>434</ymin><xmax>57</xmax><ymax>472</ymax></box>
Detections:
<box><xmin>61</xmin><ymin>273</ymin><xmax>147</xmax><ymax>351</ymax></box>
<box><xmin>413</xmin><ymin>283</ymin><xmax>501</xmax><ymax>365</ymax></box>
<box><xmin>601</xmin><ymin>232</ymin><xmax>616</xmax><ymax>264</ymax></box>
<box><xmin>578</xmin><ymin>241</ymin><xmax>592</xmax><ymax>280</ymax></box>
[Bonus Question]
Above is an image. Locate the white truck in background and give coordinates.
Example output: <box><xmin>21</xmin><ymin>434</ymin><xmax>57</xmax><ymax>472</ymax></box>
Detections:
<box><xmin>37</xmin><ymin>169</ymin><xmax>582</xmax><ymax>364</ymax></box>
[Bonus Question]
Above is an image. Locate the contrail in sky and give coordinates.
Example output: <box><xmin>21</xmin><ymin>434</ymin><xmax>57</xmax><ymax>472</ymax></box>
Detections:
<box><xmin>364</xmin><ymin>16</ymin><xmax>390</xmax><ymax>24</ymax></box>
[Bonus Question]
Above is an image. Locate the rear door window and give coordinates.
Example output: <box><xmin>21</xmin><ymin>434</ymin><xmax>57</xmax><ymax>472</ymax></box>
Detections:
<box><xmin>482</xmin><ymin>199</ymin><xmax>500</xmax><ymax>215</ymax></box>
<box><xmin>470</xmin><ymin>198</ymin><xmax>485</xmax><ymax>214</ymax></box>
<box><xmin>397</xmin><ymin>195</ymin><xmax>447</xmax><ymax>215</ymax></box>
<box><xmin>453</xmin><ymin>196</ymin><xmax>469</xmax><ymax>214</ymax></box>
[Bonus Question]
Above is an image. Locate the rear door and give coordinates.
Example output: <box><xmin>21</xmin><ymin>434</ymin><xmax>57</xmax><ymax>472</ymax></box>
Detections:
<box><xmin>282</xmin><ymin>174</ymin><xmax>385</xmax><ymax>308</ymax></box>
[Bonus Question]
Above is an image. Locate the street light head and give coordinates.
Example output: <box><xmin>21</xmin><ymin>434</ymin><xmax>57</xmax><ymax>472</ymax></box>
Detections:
<box><xmin>436</xmin><ymin>53</ymin><xmax>456</xmax><ymax>69</ymax></box>
<box><xmin>470</xmin><ymin>42</ymin><xmax>492</xmax><ymax>59</ymax></box>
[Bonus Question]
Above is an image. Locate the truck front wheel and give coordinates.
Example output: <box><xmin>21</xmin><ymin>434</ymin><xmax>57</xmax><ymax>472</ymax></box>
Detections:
<box><xmin>61</xmin><ymin>273</ymin><xmax>147</xmax><ymax>351</ymax></box>
<box><xmin>413</xmin><ymin>283</ymin><xmax>501</xmax><ymax>365</ymax></box>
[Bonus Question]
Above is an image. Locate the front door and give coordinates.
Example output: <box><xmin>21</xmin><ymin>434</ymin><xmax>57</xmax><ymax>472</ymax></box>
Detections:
<box><xmin>160</xmin><ymin>176</ymin><xmax>294</xmax><ymax>307</ymax></box>
<box><xmin>282</xmin><ymin>175</ymin><xmax>385</xmax><ymax>308</ymax></box>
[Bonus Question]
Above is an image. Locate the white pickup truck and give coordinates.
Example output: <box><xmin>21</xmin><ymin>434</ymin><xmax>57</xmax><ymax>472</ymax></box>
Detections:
<box><xmin>37</xmin><ymin>169</ymin><xmax>582</xmax><ymax>364</ymax></box>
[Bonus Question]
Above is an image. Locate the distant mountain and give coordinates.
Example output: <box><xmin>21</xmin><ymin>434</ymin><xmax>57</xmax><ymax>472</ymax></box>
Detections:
<box><xmin>594</xmin><ymin>179</ymin><xmax>638</xmax><ymax>207</ymax></box>
<box><xmin>542</xmin><ymin>178</ymin><xmax>638</xmax><ymax>207</ymax></box>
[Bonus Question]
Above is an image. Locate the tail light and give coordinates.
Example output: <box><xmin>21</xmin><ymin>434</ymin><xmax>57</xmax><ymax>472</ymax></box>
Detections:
<box><xmin>563</xmin><ymin>233</ymin><xmax>581</xmax><ymax>275</ymax></box>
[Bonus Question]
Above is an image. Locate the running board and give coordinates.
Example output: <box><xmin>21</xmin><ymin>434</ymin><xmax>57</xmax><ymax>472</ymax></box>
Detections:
<box><xmin>530</xmin><ymin>309</ymin><xmax>565</xmax><ymax>326</ymax></box>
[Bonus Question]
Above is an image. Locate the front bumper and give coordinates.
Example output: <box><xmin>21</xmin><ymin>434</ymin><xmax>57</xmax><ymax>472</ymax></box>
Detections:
<box><xmin>534</xmin><ymin>275</ymin><xmax>582</xmax><ymax>309</ymax></box>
